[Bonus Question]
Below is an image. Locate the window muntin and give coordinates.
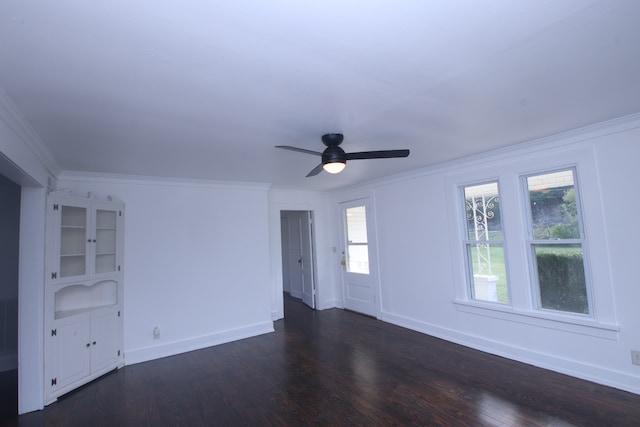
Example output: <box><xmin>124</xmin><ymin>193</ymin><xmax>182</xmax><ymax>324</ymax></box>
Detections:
<box><xmin>462</xmin><ymin>182</ymin><xmax>509</xmax><ymax>304</ymax></box>
<box><xmin>345</xmin><ymin>206</ymin><xmax>369</xmax><ymax>274</ymax></box>
<box><xmin>525</xmin><ymin>169</ymin><xmax>590</xmax><ymax>315</ymax></box>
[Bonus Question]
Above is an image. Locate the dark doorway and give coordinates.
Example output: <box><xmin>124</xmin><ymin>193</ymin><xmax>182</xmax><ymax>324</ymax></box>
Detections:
<box><xmin>0</xmin><ymin>173</ymin><xmax>20</xmax><ymax>418</ymax></box>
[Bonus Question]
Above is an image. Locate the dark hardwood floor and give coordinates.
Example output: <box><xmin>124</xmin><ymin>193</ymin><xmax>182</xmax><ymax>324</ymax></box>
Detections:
<box><xmin>5</xmin><ymin>294</ymin><xmax>640</xmax><ymax>426</ymax></box>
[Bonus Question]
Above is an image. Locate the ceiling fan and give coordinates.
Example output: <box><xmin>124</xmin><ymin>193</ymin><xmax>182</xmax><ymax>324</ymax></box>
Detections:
<box><xmin>275</xmin><ymin>133</ymin><xmax>410</xmax><ymax>177</ymax></box>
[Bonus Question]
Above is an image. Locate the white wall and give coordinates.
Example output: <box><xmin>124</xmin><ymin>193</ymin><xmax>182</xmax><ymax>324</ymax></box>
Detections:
<box><xmin>55</xmin><ymin>174</ymin><xmax>274</xmax><ymax>365</ymax></box>
<box><xmin>330</xmin><ymin>114</ymin><xmax>640</xmax><ymax>395</ymax></box>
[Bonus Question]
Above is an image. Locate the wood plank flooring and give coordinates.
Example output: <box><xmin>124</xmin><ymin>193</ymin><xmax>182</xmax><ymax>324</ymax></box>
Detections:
<box><xmin>6</xmin><ymin>294</ymin><xmax>640</xmax><ymax>426</ymax></box>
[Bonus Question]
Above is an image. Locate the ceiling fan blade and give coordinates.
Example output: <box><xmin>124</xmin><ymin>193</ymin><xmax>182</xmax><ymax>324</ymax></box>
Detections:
<box><xmin>346</xmin><ymin>149</ymin><xmax>410</xmax><ymax>160</ymax></box>
<box><xmin>306</xmin><ymin>163</ymin><xmax>324</xmax><ymax>177</ymax></box>
<box><xmin>275</xmin><ymin>145</ymin><xmax>322</xmax><ymax>156</ymax></box>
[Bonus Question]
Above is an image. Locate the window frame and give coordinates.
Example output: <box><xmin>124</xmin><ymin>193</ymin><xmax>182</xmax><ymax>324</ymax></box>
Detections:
<box><xmin>445</xmin><ymin>145</ymin><xmax>619</xmax><ymax>339</ymax></box>
<box><xmin>522</xmin><ymin>167</ymin><xmax>594</xmax><ymax>317</ymax></box>
<box><xmin>460</xmin><ymin>180</ymin><xmax>511</xmax><ymax>305</ymax></box>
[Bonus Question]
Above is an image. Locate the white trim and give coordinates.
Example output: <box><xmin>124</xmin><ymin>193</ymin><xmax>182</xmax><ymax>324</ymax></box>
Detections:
<box><xmin>18</xmin><ymin>187</ymin><xmax>47</xmax><ymax>414</ymax></box>
<box><xmin>125</xmin><ymin>321</ymin><xmax>274</xmax><ymax>366</ymax></box>
<box><xmin>58</xmin><ymin>170</ymin><xmax>271</xmax><ymax>191</ymax></box>
<box><xmin>453</xmin><ymin>300</ymin><xmax>619</xmax><ymax>339</ymax></box>
<box><xmin>0</xmin><ymin>89</ymin><xmax>60</xmax><ymax>178</ymax></box>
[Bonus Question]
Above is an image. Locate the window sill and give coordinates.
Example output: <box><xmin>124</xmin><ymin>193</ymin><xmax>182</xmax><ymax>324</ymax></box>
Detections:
<box><xmin>454</xmin><ymin>300</ymin><xmax>620</xmax><ymax>340</ymax></box>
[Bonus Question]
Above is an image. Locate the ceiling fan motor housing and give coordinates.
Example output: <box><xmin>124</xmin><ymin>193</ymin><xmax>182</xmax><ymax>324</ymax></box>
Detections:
<box><xmin>322</xmin><ymin>145</ymin><xmax>346</xmax><ymax>164</ymax></box>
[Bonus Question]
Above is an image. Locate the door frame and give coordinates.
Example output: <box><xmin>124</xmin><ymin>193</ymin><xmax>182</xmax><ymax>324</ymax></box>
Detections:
<box><xmin>279</xmin><ymin>210</ymin><xmax>317</xmax><ymax>310</ymax></box>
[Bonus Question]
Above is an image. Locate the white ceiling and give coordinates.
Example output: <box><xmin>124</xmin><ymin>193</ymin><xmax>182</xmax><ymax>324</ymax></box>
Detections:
<box><xmin>1</xmin><ymin>0</ymin><xmax>639</xmax><ymax>191</ymax></box>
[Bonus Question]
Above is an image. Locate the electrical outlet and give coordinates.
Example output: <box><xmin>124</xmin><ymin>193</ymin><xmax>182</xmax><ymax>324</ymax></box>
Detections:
<box><xmin>153</xmin><ymin>327</ymin><xmax>160</xmax><ymax>339</ymax></box>
<box><xmin>631</xmin><ymin>350</ymin><xmax>640</xmax><ymax>366</ymax></box>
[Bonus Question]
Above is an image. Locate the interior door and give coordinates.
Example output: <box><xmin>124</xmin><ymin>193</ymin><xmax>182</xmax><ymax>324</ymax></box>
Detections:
<box><xmin>341</xmin><ymin>199</ymin><xmax>377</xmax><ymax>317</ymax></box>
<box><xmin>280</xmin><ymin>211</ymin><xmax>316</xmax><ymax>308</ymax></box>
<box><xmin>300</xmin><ymin>211</ymin><xmax>315</xmax><ymax>309</ymax></box>
<box><xmin>280</xmin><ymin>212</ymin><xmax>303</xmax><ymax>298</ymax></box>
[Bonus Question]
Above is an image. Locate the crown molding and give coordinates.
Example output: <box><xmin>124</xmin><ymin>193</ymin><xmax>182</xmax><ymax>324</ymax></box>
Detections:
<box><xmin>333</xmin><ymin>112</ymin><xmax>640</xmax><ymax>195</ymax></box>
<box><xmin>0</xmin><ymin>89</ymin><xmax>61</xmax><ymax>177</ymax></box>
<box><xmin>57</xmin><ymin>170</ymin><xmax>272</xmax><ymax>191</ymax></box>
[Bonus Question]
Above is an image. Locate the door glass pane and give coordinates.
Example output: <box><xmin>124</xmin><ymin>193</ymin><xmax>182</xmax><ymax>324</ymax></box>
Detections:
<box><xmin>345</xmin><ymin>206</ymin><xmax>369</xmax><ymax>274</ymax></box>
<box><xmin>60</xmin><ymin>206</ymin><xmax>87</xmax><ymax>277</ymax></box>
<box><xmin>533</xmin><ymin>244</ymin><xmax>588</xmax><ymax>314</ymax></box>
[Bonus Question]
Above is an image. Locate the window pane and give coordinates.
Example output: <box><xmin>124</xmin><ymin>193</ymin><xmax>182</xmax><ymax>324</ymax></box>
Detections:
<box><xmin>527</xmin><ymin>170</ymin><xmax>580</xmax><ymax>239</ymax></box>
<box><xmin>464</xmin><ymin>182</ymin><xmax>502</xmax><ymax>240</ymax></box>
<box><xmin>347</xmin><ymin>244</ymin><xmax>369</xmax><ymax>274</ymax></box>
<box><xmin>467</xmin><ymin>244</ymin><xmax>508</xmax><ymax>303</ymax></box>
<box><xmin>533</xmin><ymin>244</ymin><xmax>588</xmax><ymax>314</ymax></box>
<box><xmin>345</xmin><ymin>206</ymin><xmax>368</xmax><ymax>244</ymax></box>
<box><xmin>345</xmin><ymin>206</ymin><xmax>369</xmax><ymax>274</ymax></box>
<box><xmin>462</xmin><ymin>182</ymin><xmax>509</xmax><ymax>304</ymax></box>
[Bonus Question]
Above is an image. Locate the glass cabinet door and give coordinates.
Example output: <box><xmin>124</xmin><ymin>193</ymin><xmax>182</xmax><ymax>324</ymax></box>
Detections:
<box><xmin>94</xmin><ymin>209</ymin><xmax>118</xmax><ymax>274</ymax></box>
<box><xmin>59</xmin><ymin>205</ymin><xmax>88</xmax><ymax>278</ymax></box>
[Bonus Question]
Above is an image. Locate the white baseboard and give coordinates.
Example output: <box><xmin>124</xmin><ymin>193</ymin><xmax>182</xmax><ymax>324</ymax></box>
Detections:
<box><xmin>125</xmin><ymin>321</ymin><xmax>274</xmax><ymax>366</ymax></box>
<box><xmin>317</xmin><ymin>298</ymin><xmax>340</xmax><ymax>310</ymax></box>
<box><xmin>379</xmin><ymin>310</ymin><xmax>640</xmax><ymax>396</ymax></box>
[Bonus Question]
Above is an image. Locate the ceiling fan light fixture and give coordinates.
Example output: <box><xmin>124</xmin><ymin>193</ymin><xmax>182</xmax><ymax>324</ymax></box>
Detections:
<box><xmin>323</xmin><ymin>161</ymin><xmax>346</xmax><ymax>174</ymax></box>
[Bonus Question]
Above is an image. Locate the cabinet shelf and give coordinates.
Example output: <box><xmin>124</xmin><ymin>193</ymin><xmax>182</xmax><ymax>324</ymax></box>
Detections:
<box><xmin>54</xmin><ymin>280</ymin><xmax>118</xmax><ymax>317</ymax></box>
<box><xmin>55</xmin><ymin>303</ymin><xmax>117</xmax><ymax>320</ymax></box>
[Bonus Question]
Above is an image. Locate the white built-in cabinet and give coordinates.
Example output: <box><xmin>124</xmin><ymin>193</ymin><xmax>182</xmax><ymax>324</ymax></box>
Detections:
<box><xmin>44</xmin><ymin>191</ymin><xmax>124</xmax><ymax>404</ymax></box>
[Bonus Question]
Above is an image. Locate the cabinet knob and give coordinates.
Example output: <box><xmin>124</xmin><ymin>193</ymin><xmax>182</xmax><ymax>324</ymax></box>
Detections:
<box><xmin>93</xmin><ymin>341</ymin><xmax>97</xmax><ymax>345</ymax></box>
<box><xmin>86</xmin><ymin>343</ymin><xmax>90</xmax><ymax>348</ymax></box>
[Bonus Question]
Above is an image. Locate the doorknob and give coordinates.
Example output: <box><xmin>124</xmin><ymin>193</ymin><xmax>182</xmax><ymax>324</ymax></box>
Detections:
<box><xmin>340</xmin><ymin>255</ymin><xmax>346</xmax><ymax>270</ymax></box>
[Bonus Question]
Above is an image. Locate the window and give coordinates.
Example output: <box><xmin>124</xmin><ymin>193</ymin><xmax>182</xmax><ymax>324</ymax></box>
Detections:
<box><xmin>344</xmin><ymin>206</ymin><xmax>369</xmax><ymax>274</ymax></box>
<box><xmin>462</xmin><ymin>182</ymin><xmax>509</xmax><ymax>304</ymax></box>
<box><xmin>525</xmin><ymin>169</ymin><xmax>590</xmax><ymax>315</ymax></box>
<box><xmin>448</xmin><ymin>145</ymin><xmax>617</xmax><ymax>337</ymax></box>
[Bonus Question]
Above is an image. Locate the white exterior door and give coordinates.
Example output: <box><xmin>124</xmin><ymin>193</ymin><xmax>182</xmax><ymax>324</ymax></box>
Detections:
<box><xmin>341</xmin><ymin>199</ymin><xmax>378</xmax><ymax>317</ymax></box>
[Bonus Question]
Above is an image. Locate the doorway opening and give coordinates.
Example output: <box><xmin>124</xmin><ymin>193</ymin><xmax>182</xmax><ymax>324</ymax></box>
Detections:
<box><xmin>0</xmin><ymin>173</ymin><xmax>21</xmax><ymax>418</ymax></box>
<box><xmin>280</xmin><ymin>210</ymin><xmax>317</xmax><ymax>312</ymax></box>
